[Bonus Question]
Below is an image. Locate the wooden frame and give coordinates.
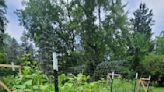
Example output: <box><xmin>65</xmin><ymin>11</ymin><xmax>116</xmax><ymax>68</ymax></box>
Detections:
<box><xmin>0</xmin><ymin>63</ymin><xmax>22</xmax><ymax>92</ymax></box>
<box><xmin>0</xmin><ymin>64</ymin><xmax>21</xmax><ymax>75</ymax></box>
<box><xmin>107</xmin><ymin>72</ymin><xmax>121</xmax><ymax>92</ymax></box>
<box><xmin>135</xmin><ymin>76</ymin><xmax>151</xmax><ymax>92</ymax></box>
<box><xmin>0</xmin><ymin>81</ymin><xmax>11</xmax><ymax>92</ymax></box>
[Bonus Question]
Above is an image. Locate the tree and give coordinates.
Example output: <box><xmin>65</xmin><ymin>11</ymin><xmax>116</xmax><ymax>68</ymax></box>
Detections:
<box><xmin>78</xmin><ymin>0</ymin><xmax>105</xmax><ymax>75</ymax></box>
<box><xmin>66</xmin><ymin>0</ymin><xmax>130</xmax><ymax>76</ymax></box>
<box><xmin>142</xmin><ymin>54</ymin><xmax>164</xmax><ymax>86</ymax></box>
<box><xmin>103</xmin><ymin>0</ymin><xmax>130</xmax><ymax>60</ymax></box>
<box><xmin>0</xmin><ymin>0</ymin><xmax>6</xmax><ymax>44</ymax></box>
<box><xmin>0</xmin><ymin>0</ymin><xmax>7</xmax><ymax>63</ymax></box>
<box><xmin>131</xmin><ymin>3</ymin><xmax>154</xmax><ymax>41</ymax></box>
<box><xmin>21</xmin><ymin>31</ymin><xmax>29</xmax><ymax>51</ymax></box>
<box><xmin>17</xmin><ymin>0</ymin><xmax>131</xmax><ymax>76</ymax></box>
<box><xmin>17</xmin><ymin>0</ymin><xmax>78</xmax><ymax>74</ymax></box>
<box><xmin>129</xmin><ymin>3</ymin><xmax>154</xmax><ymax>73</ymax></box>
<box><xmin>156</xmin><ymin>31</ymin><xmax>164</xmax><ymax>55</ymax></box>
<box><xmin>6</xmin><ymin>38</ymin><xmax>20</xmax><ymax>64</ymax></box>
<box><xmin>0</xmin><ymin>34</ymin><xmax>21</xmax><ymax>76</ymax></box>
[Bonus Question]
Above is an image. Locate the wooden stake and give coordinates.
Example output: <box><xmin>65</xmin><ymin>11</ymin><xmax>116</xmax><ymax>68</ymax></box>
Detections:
<box><xmin>0</xmin><ymin>64</ymin><xmax>21</xmax><ymax>75</ymax></box>
<box><xmin>0</xmin><ymin>81</ymin><xmax>11</xmax><ymax>92</ymax></box>
<box><xmin>107</xmin><ymin>72</ymin><xmax>121</xmax><ymax>92</ymax></box>
<box><xmin>137</xmin><ymin>76</ymin><xmax>151</xmax><ymax>92</ymax></box>
<box><xmin>11</xmin><ymin>62</ymin><xmax>15</xmax><ymax>71</ymax></box>
<box><xmin>134</xmin><ymin>73</ymin><xmax>138</xmax><ymax>92</ymax></box>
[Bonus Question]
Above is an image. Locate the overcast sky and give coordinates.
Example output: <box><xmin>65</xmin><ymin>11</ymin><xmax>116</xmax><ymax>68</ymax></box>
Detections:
<box><xmin>6</xmin><ymin>0</ymin><xmax>164</xmax><ymax>42</ymax></box>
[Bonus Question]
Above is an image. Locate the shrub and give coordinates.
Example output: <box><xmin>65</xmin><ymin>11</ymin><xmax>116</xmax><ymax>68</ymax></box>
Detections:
<box><xmin>0</xmin><ymin>52</ymin><xmax>5</xmax><ymax>63</ymax></box>
<box><xmin>142</xmin><ymin>54</ymin><xmax>164</xmax><ymax>86</ymax></box>
<box><xmin>94</xmin><ymin>62</ymin><xmax>112</xmax><ymax>80</ymax></box>
<box><xmin>94</xmin><ymin>61</ymin><xmax>134</xmax><ymax>80</ymax></box>
<box><xmin>2</xmin><ymin>66</ymin><xmax>110</xmax><ymax>92</ymax></box>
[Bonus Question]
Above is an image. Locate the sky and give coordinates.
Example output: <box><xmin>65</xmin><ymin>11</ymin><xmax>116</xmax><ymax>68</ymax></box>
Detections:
<box><xmin>5</xmin><ymin>0</ymin><xmax>164</xmax><ymax>42</ymax></box>
<box><xmin>6</xmin><ymin>0</ymin><xmax>24</xmax><ymax>43</ymax></box>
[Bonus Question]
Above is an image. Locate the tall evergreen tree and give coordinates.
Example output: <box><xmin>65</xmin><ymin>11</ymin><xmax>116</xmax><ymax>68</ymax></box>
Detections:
<box><xmin>7</xmin><ymin>38</ymin><xmax>19</xmax><ymax>64</ymax></box>
<box><xmin>130</xmin><ymin>3</ymin><xmax>154</xmax><ymax>73</ymax></box>
<box><xmin>131</xmin><ymin>3</ymin><xmax>154</xmax><ymax>41</ymax></box>
<box><xmin>0</xmin><ymin>0</ymin><xmax>6</xmax><ymax>46</ymax></box>
<box><xmin>0</xmin><ymin>0</ymin><xmax>7</xmax><ymax>63</ymax></box>
<box><xmin>103</xmin><ymin>0</ymin><xmax>130</xmax><ymax>60</ymax></box>
<box><xmin>20</xmin><ymin>31</ymin><xmax>36</xmax><ymax>65</ymax></box>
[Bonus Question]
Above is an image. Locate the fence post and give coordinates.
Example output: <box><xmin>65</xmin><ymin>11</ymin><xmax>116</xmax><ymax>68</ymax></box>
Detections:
<box><xmin>134</xmin><ymin>73</ymin><xmax>138</xmax><ymax>92</ymax></box>
<box><xmin>147</xmin><ymin>75</ymin><xmax>151</xmax><ymax>92</ymax></box>
<box><xmin>11</xmin><ymin>62</ymin><xmax>16</xmax><ymax>77</ymax></box>
<box><xmin>53</xmin><ymin>52</ymin><xmax>59</xmax><ymax>92</ymax></box>
<box><xmin>110</xmin><ymin>71</ymin><xmax>114</xmax><ymax>92</ymax></box>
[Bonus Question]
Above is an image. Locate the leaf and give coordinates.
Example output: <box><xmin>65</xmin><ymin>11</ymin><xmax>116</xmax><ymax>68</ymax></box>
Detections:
<box><xmin>14</xmin><ymin>85</ymin><xmax>26</xmax><ymax>89</ymax></box>
<box><xmin>24</xmin><ymin>80</ymin><xmax>32</xmax><ymax>86</ymax></box>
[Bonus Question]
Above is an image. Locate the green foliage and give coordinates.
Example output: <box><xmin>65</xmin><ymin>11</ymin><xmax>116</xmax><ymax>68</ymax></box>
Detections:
<box><xmin>0</xmin><ymin>52</ymin><xmax>5</xmax><ymax>63</ymax></box>
<box><xmin>2</xmin><ymin>66</ymin><xmax>108</xmax><ymax>92</ymax></box>
<box><xmin>94</xmin><ymin>62</ymin><xmax>112</xmax><ymax>79</ymax></box>
<box><xmin>6</xmin><ymin>38</ymin><xmax>20</xmax><ymax>64</ymax></box>
<box><xmin>0</xmin><ymin>0</ymin><xmax>7</xmax><ymax>51</ymax></box>
<box><xmin>0</xmin><ymin>33</ymin><xmax>22</xmax><ymax>65</ymax></box>
<box><xmin>59</xmin><ymin>52</ymin><xmax>84</xmax><ymax>74</ymax></box>
<box><xmin>1</xmin><ymin>65</ymin><xmax>164</xmax><ymax>91</ymax></box>
<box><xmin>142</xmin><ymin>54</ymin><xmax>164</xmax><ymax>86</ymax></box>
<box><xmin>131</xmin><ymin>3</ymin><xmax>154</xmax><ymax>40</ymax></box>
<box><xmin>94</xmin><ymin>61</ymin><xmax>134</xmax><ymax>80</ymax></box>
<box><xmin>156</xmin><ymin>36</ymin><xmax>164</xmax><ymax>55</ymax></box>
<box><xmin>16</xmin><ymin>0</ymin><xmax>131</xmax><ymax>76</ymax></box>
<box><xmin>1</xmin><ymin>0</ymin><xmax>164</xmax><ymax>90</ymax></box>
<box><xmin>2</xmin><ymin>66</ymin><xmax>54</xmax><ymax>92</ymax></box>
<box><xmin>0</xmin><ymin>0</ymin><xmax>7</xmax><ymax>64</ymax></box>
<box><xmin>16</xmin><ymin>0</ymin><xmax>78</xmax><ymax>74</ymax></box>
<box><xmin>128</xmin><ymin>3</ymin><xmax>154</xmax><ymax>73</ymax></box>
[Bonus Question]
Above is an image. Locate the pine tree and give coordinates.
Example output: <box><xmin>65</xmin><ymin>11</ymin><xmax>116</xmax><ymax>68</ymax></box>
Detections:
<box><xmin>0</xmin><ymin>0</ymin><xmax>7</xmax><ymax>63</ymax></box>
<box><xmin>103</xmin><ymin>0</ymin><xmax>130</xmax><ymax>60</ymax></box>
<box><xmin>130</xmin><ymin>3</ymin><xmax>154</xmax><ymax>73</ymax></box>
<box><xmin>7</xmin><ymin>38</ymin><xmax>19</xmax><ymax>64</ymax></box>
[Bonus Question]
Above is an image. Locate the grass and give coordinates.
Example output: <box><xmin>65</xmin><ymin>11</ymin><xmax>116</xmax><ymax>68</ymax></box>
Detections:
<box><xmin>150</xmin><ymin>87</ymin><xmax>164</xmax><ymax>92</ymax></box>
<box><xmin>1</xmin><ymin>75</ymin><xmax>164</xmax><ymax>92</ymax></box>
<box><xmin>108</xmin><ymin>79</ymin><xmax>164</xmax><ymax>92</ymax></box>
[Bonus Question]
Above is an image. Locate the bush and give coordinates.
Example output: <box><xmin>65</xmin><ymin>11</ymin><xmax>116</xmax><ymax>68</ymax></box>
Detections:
<box><xmin>2</xmin><ymin>66</ymin><xmax>54</xmax><ymax>92</ymax></box>
<box><xmin>0</xmin><ymin>52</ymin><xmax>5</xmax><ymax>63</ymax></box>
<box><xmin>94</xmin><ymin>61</ymin><xmax>134</xmax><ymax>80</ymax></box>
<box><xmin>59</xmin><ymin>52</ymin><xmax>84</xmax><ymax>74</ymax></box>
<box><xmin>2</xmin><ymin>65</ymin><xmax>161</xmax><ymax>92</ymax></box>
<box><xmin>2</xmin><ymin>65</ymin><xmax>110</xmax><ymax>92</ymax></box>
<box><xmin>94</xmin><ymin>62</ymin><xmax>112</xmax><ymax>80</ymax></box>
<box><xmin>142</xmin><ymin>54</ymin><xmax>164</xmax><ymax>86</ymax></box>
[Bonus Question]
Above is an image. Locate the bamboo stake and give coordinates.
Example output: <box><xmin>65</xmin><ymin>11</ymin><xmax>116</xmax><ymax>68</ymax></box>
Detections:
<box><xmin>0</xmin><ymin>81</ymin><xmax>12</xmax><ymax>92</ymax></box>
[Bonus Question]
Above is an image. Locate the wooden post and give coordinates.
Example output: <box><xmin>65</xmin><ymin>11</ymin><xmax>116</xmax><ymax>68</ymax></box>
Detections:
<box><xmin>136</xmin><ymin>76</ymin><xmax>151</xmax><ymax>92</ymax></box>
<box><xmin>53</xmin><ymin>52</ymin><xmax>59</xmax><ymax>92</ymax></box>
<box><xmin>11</xmin><ymin>62</ymin><xmax>15</xmax><ymax>71</ymax></box>
<box><xmin>11</xmin><ymin>62</ymin><xmax>16</xmax><ymax>77</ymax></box>
<box><xmin>18</xmin><ymin>68</ymin><xmax>22</xmax><ymax>75</ymax></box>
<box><xmin>147</xmin><ymin>76</ymin><xmax>151</xmax><ymax>92</ymax></box>
<box><xmin>107</xmin><ymin>72</ymin><xmax>121</xmax><ymax>92</ymax></box>
<box><xmin>0</xmin><ymin>64</ymin><xmax>21</xmax><ymax>75</ymax></box>
<box><xmin>134</xmin><ymin>73</ymin><xmax>138</xmax><ymax>92</ymax></box>
<box><xmin>112</xmin><ymin>71</ymin><xmax>114</xmax><ymax>79</ymax></box>
<box><xmin>110</xmin><ymin>71</ymin><xmax>114</xmax><ymax>92</ymax></box>
<box><xmin>0</xmin><ymin>63</ymin><xmax>21</xmax><ymax>91</ymax></box>
<box><xmin>0</xmin><ymin>81</ymin><xmax>11</xmax><ymax>92</ymax></box>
